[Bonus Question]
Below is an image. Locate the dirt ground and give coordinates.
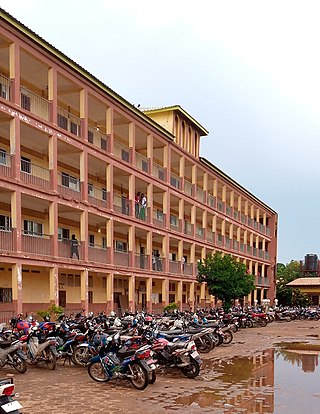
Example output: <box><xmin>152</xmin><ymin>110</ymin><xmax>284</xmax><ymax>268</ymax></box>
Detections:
<box><xmin>4</xmin><ymin>319</ymin><xmax>320</xmax><ymax>414</ymax></box>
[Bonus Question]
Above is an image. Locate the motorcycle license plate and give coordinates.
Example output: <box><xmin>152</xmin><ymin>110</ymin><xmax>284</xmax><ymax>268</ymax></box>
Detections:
<box><xmin>1</xmin><ymin>400</ymin><xmax>22</xmax><ymax>413</ymax></box>
<box><xmin>191</xmin><ymin>351</ymin><xmax>199</xmax><ymax>358</ymax></box>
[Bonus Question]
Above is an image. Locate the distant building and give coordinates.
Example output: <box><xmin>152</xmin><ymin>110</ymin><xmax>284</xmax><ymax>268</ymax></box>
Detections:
<box><xmin>300</xmin><ymin>254</ymin><xmax>320</xmax><ymax>276</ymax></box>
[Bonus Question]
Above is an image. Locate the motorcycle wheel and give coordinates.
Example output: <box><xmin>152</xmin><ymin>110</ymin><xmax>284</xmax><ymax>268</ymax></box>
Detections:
<box><xmin>195</xmin><ymin>336</ymin><xmax>213</xmax><ymax>353</ymax></box>
<box><xmin>222</xmin><ymin>330</ymin><xmax>233</xmax><ymax>345</ymax></box>
<box><xmin>246</xmin><ymin>319</ymin><xmax>254</xmax><ymax>328</ymax></box>
<box><xmin>88</xmin><ymin>362</ymin><xmax>109</xmax><ymax>382</ymax></box>
<box><xmin>181</xmin><ymin>358</ymin><xmax>200</xmax><ymax>378</ymax></box>
<box><xmin>45</xmin><ymin>349</ymin><xmax>56</xmax><ymax>370</ymax></box>
<box><xmin>148</xmin><ymin>369</ymin><xmax>157</xmax><ymax>384</ymax></box>
<box><xmin>12</xmin><ymin>354</ymin><xmax>27</xmax><ymax>374</ymax></box>
<box><xmin>72</xmin><ymin>346</ymin><xmax>90</xmax><ymax>366</ymax></box>
<box><xmin>129</xmin><ymin>363</ymin><xmax>149</xmax><ymax>390</ymax></box>
<box><xmin>258</xmin><ymin>319</ymin><xmax>268</xmax><ymax>327</ymax></box>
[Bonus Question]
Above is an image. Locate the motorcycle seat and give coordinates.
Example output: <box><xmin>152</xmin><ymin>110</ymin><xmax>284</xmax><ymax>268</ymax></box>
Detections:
<box><xmin>0</xmin><ymin>341</ymin><xmax>13</xmax><ymax>348</ymax></box>
<box><xmin>166</xmin><ymin>341</ymin><xmax>186</xmax><ymax>352</ymax></box>
<box><xmin>159</xmin><ymin>329</ymin><xmax>183</xmax><ymax>336</ymax></box>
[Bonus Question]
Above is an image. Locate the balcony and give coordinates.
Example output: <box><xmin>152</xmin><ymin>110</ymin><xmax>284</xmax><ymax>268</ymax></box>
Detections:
<box><xmin>226</xmin><ymin>206</ymin><xmax>233</xmax><ymax>217</ymax></box>
<box><xmin>135</xmin><ymin>152</ymin><xmax>148</xmax><ymax>173</ymax></box>
<box><xmin>217</xmin><ymin>199</ymin><xmax>225</xmax><ymax>213</ymax></box>
<box><xmin>22</xmin><ymin>232</ymin><xmax>52</xmax><ymax>256</ymax></box>
<box><xmin>169</xmin><ymin>260</ymin><xmax>181</xmax><ymax>274</ymax></box>
<box><xmin>206</xmin><ymin>230</ymin><xmax>215</xmax><ymax>244</ymax></box>
<box><xmin>20</xmin><ymin>86</ymin><xmax>51</xmax><ymax>121</ymax></box>
<box><xmin>88</xmin><ymin>185</ymin><xmax>108</xmax><ymax>209</ymax></box>
<box><xmin>184</xmin><ymin>180</ymin><xmax>193</xmax><ymax>196</ymax></box>
<box><xmin>113</xmin><ymin>195</ymin><xmax>130</xmax><ymax>216</ymax></box>
<box><xmin>196</xmin><ymin>226</ymin><xmax>204</xmax><ymax>240</ymax></box>
<box><xmin>0</xmin><ymin>74</ymin><xmax>11</xmax><ymax>101</ymax></box>
<box><xmin>233</xmin><ymin>210</ymin><xmax>240</xmax><ymax>221</ymax></box>
<box><xmin>58</xmin><ymin>173</ymin><xmax>81</xmax><ymax>200</ymax></box>
<box><xmin>233</xmin><ymin>240</ymin><xmax>239</xmax><ymax>251</ymax></box>
<box><xmin>153</xmin><ymin>210</ymin><xmax>164</xmax><ymax>228</ymax></box>
<box><xmin>152</xmin><ymin>256</ymin><xmax>163</xmax><ymax>272</ymax></box>
<box><xmin>58</xmin><ymin>238</ymin><xmax>83</xmax><ymax>259</ymax></box>
<box><xmin>196</xmin><ymin>188</ymin><xmax>205</xmax><ymax>203</ymax></box>
<box><xmin>134</xmin><ymin>254</ymin><xmax>149</xmax><ymax>270</ymax></box>
<box><xmin>225</xmin><ymin>237</ymin><xmax>231</xmax><ymax>249</ymax></box>
<box><xmin>57</xmin><ymin>107</ymin><xmax>82</xmax><ymax>137</ymax></box>
<box><xmin>20</xmin><ymin>160</ymin><xmax>51</xmax><ymax>191</ymax></box>
<box><xmin>259</xmin><ymin>249</ymin><xmax>264</xmax><ymax>259</ymax></box>
<box><xmin>217</xmin><ymin>234</ymin><xmax>224</xmax><ymax>247</ymax></box>
<box><xmin>247</xmin><ymin>245</ymin><xmax>253</xmax><ymax>255</ymax></box>
<box><xmin>114</xmin><ymin>140</ymin><xmax>130</xmax><ymax>163</ymax></box>
<box><xmin>88</xmin><ymin>245</ymin><xmax>109</xmax><ymax>263</ymax></box>
<box><xmin>240</xmin><ymin>243</ymin><xmax>246</xmax><ymax>253</ymax></box>
<box><xmin>88</xmin><ymin>127</ymin><xmax>110</xmax><ymax>152</ymax></box>
<box><xmin>153</xmin><ymin>162</ymin><xmax>165</xmax><ymax>181</ymax></box>
<box><xmin>170</xmin><ymin>215</ymin><xmax>180</xmax><ymax>232</ymax></box>
<box><xmin>184</xmin><ymin>221</ymin><xmax>193</xmax><ymax>236</ymax></box>
<box><xmin>170</xmin><ymin>173</ymin><xmax>181</xmax><ymax>190</ymax></box>
<box><xmin>207</xmin><ymin>195</ymin><xmax>216</xmax><ymax>209</ymax></box>
<box><xmin>183</xmin><ymin>262</ymin><xmax>194</xmax><ymax>276</ymax></box>
<box><xmin>114</xmin><ymin>250</ymin><xmax>129</xmax><ymax>267</ymax></box>
<box><xmin>241</xmin><ymin>213</ymin><xmax>247</xmax><ymax>225</ymax></box>
<box><xmin>0</xmin><ymin>153</ymin><xmax>12</xmax><ymax>178</ymax></box>
<box><xmin>0</xmin><ymin>228</ymin><xmax>14</xmax><ymax>252</ymax></box>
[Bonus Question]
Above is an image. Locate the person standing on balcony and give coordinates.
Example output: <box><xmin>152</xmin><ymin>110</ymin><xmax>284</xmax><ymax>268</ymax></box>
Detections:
<box><xmin>140</xmin><ymin>193</ymin><xmax>147</xmax><ymax>220</ymax></box>
<box><xmin>135</xmin><ymin>191</ymin><xmax>141</xmax><ymax>218</ymax></box>
<box><xmin>70</xmin><ymin>234</ymin><xmax>79</xmax><ymax>259</ymax></box>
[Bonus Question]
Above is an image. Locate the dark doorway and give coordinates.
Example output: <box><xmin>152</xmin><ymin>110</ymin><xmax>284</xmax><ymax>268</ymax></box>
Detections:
<box><xmin>59</xmin><ymin>290</ymin><xmax>66</xmax><ymax>307</ymax></box>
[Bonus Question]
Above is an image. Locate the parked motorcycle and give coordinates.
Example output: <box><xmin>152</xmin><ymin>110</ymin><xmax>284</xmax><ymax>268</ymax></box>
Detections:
<box><xmin>87</xmin><ymin>333</ymin><xmax>155</xmax><ymax>390</ymax></box>
<box><xmin>21</xmin><ymin>325</ymin><xmax>57</xmax><ymax>370</ymax></box>
<box><xmin>0</xmin><ymin>378</ymin><xmax>22</xmax><ymax>414</ymax></box>
<box><xmin>0</xmin><ymin>339</ymin><xmax>27</xmax><ymax>374</ymax></box>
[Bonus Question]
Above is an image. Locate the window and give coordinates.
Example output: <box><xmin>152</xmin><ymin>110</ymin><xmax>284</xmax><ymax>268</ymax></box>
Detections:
<box><xmin>88</xmin><ymin>291</ymin><xmax>93</xmax><ymax>303</ymax></box>
<box><xmin>102</xmin><ymin>277</ymin><xmax>107</xmax><ymax>289</ymax></box>
<box><xmin>0</xmin><ymin>149</ymin><xmax>7</xmax><ymax>165</ymax></box>
<box><xmin>23</xmin><ymin>220</ymin><xmax>43</xmax><ymax>236</ymax></box>
<box><xmin>88</xmin><ymin>130</ymin><xmax>94</xmax><ymax>144</ymax></box>
<box><xmin>102</xmin><ymin>188</ymin><xmax>107</xmax><ymax>201</ymax></box>
<box><xmin>158</xmin><ymin>169</ymin><xmax>165</xmax><ymax>181</ymax></box>
<box><xmin>21</xmin><ymin>93</ymin><xmax>31</xmax><ymax>111</ymax></box>
<box><xmin>170</xmin><ymin>215</ymin><xmax>177</xmax><ymax>226</ymax></box>
<box><xmin>57</xmin><ymin>113</ymin><xmax>68</xmax><ymax>130</ymax></box>
<box><xmin>0</xmin><ymin>83</ymin><xmax>8</xmax><ymax>99</ymax></box>
<box><xmin>89</xmin><ymin>234</ymin><xmax>95</xmax><ymax>247</ymax></box>
<box><xmin>88</xmin><ymin>183</ymin><xmax>94</xmax><ymax>196</ymax></box>
<box><xmin>142</xmin><ymin>160</ymin><xmax>148</xmax><ymax>172</ymax></box>
<box><xmin>70</xmin><ymin>121</ymin><xmax>78</xmax><ymax>136</ymax></box>
<box><xmin>61</xmin><ymin>172</ymin><xmax>79</xmax><ymax>191</ymax></box>
<box><xmin>102</xmin><ymin>237</ymin><xmax>107</xmax><ymax>249</ymax></box>
<box><xmin>156</xmin><ymin>210</ymin><xmax>163</xmax><ymax>221</ymax></box>
<box><xmin>115</xmin><ymin>241</ymin><xmax>127</xmax><ymax>252</ymax></box>
<box><xmin>121</xmin><ymin>149</ymin><xmax>129</xmax><ymax>162</ymax></box>
<box><xmin>0</xmin><ymin>288</ymin><xmax>12</xmax><ymax>303</ymax></box>
<box><xmin>169</xmin><ymin>282</ymin><xmax>176</xmax><ymax>291</ymax></box>
<box><xmin>0</xmin><ymin>215</ymin><xmax>11</xmax><ymax>230</ymax></box>
<box><xmin>58</xmin><ymin>227</ymin><xmax>70</xmax><ymax>240</ymax></box>
<box><xmin>21</xmin><ymin>156</ymin><xmax>31</xmax><ymax>174</ymax></box>
<box><xmin>101</xmin><ymin>138</ymin><xmax>107</xmax><ymax>150</ymax></box>
<box><xmin>67</xmin><ymin>274</ymin><xmax>74</xmax><ymax>287</ymax></box>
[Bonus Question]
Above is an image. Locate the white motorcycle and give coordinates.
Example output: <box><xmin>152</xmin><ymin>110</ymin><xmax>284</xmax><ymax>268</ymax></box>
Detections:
<box><xmin>24</xmin><ymin>325</ymin><xmax>57</xmax><ymax>370</ymax></box>
<box><xmin>0</xmin><ymin>378</ymin><xmax>22</xmax><ymax>414</ymax></box>
<box><xmin>0</xmin><ymin>339</ymin><xmax>27</xmax><ymax>373</ymax></box>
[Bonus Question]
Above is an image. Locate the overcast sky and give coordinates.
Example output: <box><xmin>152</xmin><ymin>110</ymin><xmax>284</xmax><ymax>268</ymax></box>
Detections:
<box><xmin>2</xmin><ymin>0</ymin><xmax>320</xmax><ymax>264</ymax></box>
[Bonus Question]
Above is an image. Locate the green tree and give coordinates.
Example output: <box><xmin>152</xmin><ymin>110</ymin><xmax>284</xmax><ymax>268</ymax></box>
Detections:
<box><xmin>276</xmin><ymin>261</ymin><xmax>302</xmax><ymax>306</ymax></box>
<box><xmin>197</xmin><ymin>252</ymin><xmax>255</xmax><ymax>312</ymax></box>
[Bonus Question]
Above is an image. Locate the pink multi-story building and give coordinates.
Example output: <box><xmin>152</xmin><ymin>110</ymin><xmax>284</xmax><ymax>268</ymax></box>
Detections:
<box><xmin>0</xmin><ymin>8</ymin><xmax>277</xmax><ymax>319</ymax></box>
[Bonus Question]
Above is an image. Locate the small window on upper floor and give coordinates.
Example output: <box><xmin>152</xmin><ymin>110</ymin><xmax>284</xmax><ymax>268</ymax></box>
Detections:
<box><xmin>21</xmin><ymin>156</ymin><xmax>31</xmax><ymax>174</ymax></box>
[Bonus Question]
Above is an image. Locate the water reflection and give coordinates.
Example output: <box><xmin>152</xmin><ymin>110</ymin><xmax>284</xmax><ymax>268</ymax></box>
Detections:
<box><xmin>172</xmin><ymin>344</ymin><xmax>320</xmax><ymax>413</ymax></box>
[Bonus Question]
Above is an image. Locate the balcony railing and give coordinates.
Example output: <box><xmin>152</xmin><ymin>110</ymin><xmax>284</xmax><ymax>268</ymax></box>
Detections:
<box><xmin>170</xmin><ymin>216</ymin><xmax>180</xmax><ymax>231</ymax></box>
<box><xmin>233</xmin><ymin>240</ymin><xmax>239</xmax><ymax>251</ymax></box>
<box><xmin>184</xmin><ymin>221</ymin><xmax>193</xmax><ymax>236</ymax></box>
<box><xmin>247</xmin><ymin>245</ymin><xmax>253</xmax><ymax>255</ymax></box>
<box><xmin>0</xmin><ymin>74</ymin><xmax>11</xmax><ymax>101</ymax></box>
<box><xmin>0</xmin><ymin>227</ymin><xmax>14</xmax><ymax>252</ymax></box>
<box><xmin>241</xmin><ymin>213</ymin><xmax>247</xmax><ymax>225</ymax></box>
<box><xmin>196</xmin><ymin>226</ymin><xmax>204</xmax><ymax>240</ymax></box>
<box><xmin>196</xmin><ymin>188</ymin><xmax>205</xmax><ymax>203</ymax></box>
<box><xmin>226</xmin><ymin>206</ymin><xmax>233</xmax><ymax>217</ymax></box>
<box><xmin>184</xmin><ymin>180</ymin><xmax>193</xmax><ymax>196</ymax></box>
<box><xmin>240</xmin><ymin>243</ymin><xmax>246</xmax><ymax>253</ymax></box>
<box><xmin>58</xmin><ymin>238</ymin><xmax>83</xmax><ymax>259</ymax></box>
<box><xmin>206</xmin><ymin>231</ymin><xmax>215</xmax><ymax>244</ymax></box>
<box><xmin>135</xmin><ymin>254</ymin><xmax>149</xmax><ymax>270</ymax></box>
<box><xmin>57</xmin><ymin>107</ymin><xmax>82</xmax><ymax>137</ymax></box>
<box><xmin>259</xmin><ymin>249</ymin><xmax>264</xmax><ymax>259</ymax></box>
<box><xmin>217</xmin><ymin>234</ymin><xmax>224</xmax><ymax>246</ymax></box>
<box><xmin>22</xmin><ymin>232</ymin><xmax>52</xmax><ymax>256</ymax></box>
<box><xmin>208</xmin><ymin>195</ymin><xmax>216</xmax><ymax>209</ymax></box>
<box><xmin>153</xmin><ymin>162</ymin><xmax>165</xmax><ymax>181</ymax></box>
<box><xmin>113</xmin><ymin>195</ymin><xmax>130</xmax><ymax>216</ymax></box>
<box><xmin>88</xmin><ymin>185</ymin><xmax>108</xmax><ymax>209</ymax></box>
<box><xmin>88</xmin><ymin>245</ymin><xmax>109</xmax><ymax>263</ymax></box>
<box><xmin>0</xmin><ymin>153</ymin><xmax>12</xmax><ymax>178</ymax></box>
<box><xmin>169</xmin><ymin>260</ymin><xmax>181</xmax><ymax>274</ymax></box>
<box><xmin>20</xmin><ymin>161</ymin><xmax>51</xmax><ymax>190</ymax></box>
<box><xmin>183</xmin><ymin>263</ymin><xmax>193</xmax><ymax>276</ymax></box>
<box><xmin>170</xmin><ymin>173</ymin><xmax>180</xmax><ymax>189</ymax></box>
<box><xmin>88</xmin><ymin>126</ymin><xmax>110</xmax><ymax>152</ymax></box>
<box><xmin>225</xmin><ymin>237</ymin><xmax>231</xmax><ymax>248</ymax></box>
<box><xmin>152</xmin><ymin>256</ymin><xmax>163</xmax><ymax>272</ymax></box>
<box><xmin>20</xmin><ymin>86</ymin><xmax>51</xmax><ymax>121</ymax></box>
<box><xmin>114</xmin><ymin>140</ymin><xmax>130</xmax><ymax>163</ymax></box>
<box><xmin>135</xmin><ymin>152</ymin><xmax>148</xmax><ymax>173</ymax></box>
<box><xmin>114</xmin><ymin>250</ymin><xmax>129</xmax><ymax>267</ymax></box>
<box><xmin>266</xmin><ymin>227</ymin><xmax>271</xmax><ymax>237</ymax></box>
<box><xmin>217</xmin><ymin>200</ymin><xmax>225</xmax><ymax>213</ymax></box>
<box><xmin>248</xmin><ymin>218</ymin><xmax>253</xmax><ymax>228</ymax></box>
<box><xmin>233</xmin><ymin>210</ymin><xmax>240</xmax><ymax>221</ymax></box>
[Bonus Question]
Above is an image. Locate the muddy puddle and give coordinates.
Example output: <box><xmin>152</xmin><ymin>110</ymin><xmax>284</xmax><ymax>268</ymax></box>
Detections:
<box><xmin>162</xmin><ymin>343</ymin><xmax>320</xmax><ymax>413</ymax></box>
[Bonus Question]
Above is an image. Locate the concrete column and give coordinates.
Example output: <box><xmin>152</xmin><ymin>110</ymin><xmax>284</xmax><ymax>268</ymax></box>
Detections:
<box><xmin>49</xmin><ymin>134</ymin><xmax>58</xmax><ymax>192</ymax></box>
<box><xmin>161</xmin><ymin>278</ymin><xmax>169</xmax><ymax>307</ymax></box>
<box><xmin>9</xmin><ymin>42</ymin><xmax>20</xmax><ymax>104</ymax></box>
<box><xmin>129</xmin><ymin>122</ymin><xmax>135</xmax><ymax>165</ymax></box>
<box><xmin>48</xmin><ymin>67</ymin><xmax>58</xmax><ymax>123</ymax></box>
<box><xmin>81</xmin><ymin>269</ymin><xmax>89</xmax><ymax>315</ymax></box>
<box><xmin>128</xmin><ymin>225</ymin><xmax>135</xmax><ymax>268</ymax></box>
<box><xmin>189</xmin><ymin>282</ymin><xmax>195</xmax><ymax>312</ymax></box>
<box><xmin>49</xmin><ymin>265</ymin><xmax>59</xmax><ymax>306</ymax></box>
<box><xmin>80</xmin><ymin>88</ymin><xmax>88</xmax><ymax>141</ymax></box>
<box><xmin>177</xmin><ymin>280</ymin><xmax>183</xmax><ymax>311</ymax></box>
<box><xmin>106</xmin><ymin>163</ymin><xmax>113</xmax><ymax>209</ymax></box>
<box><xmin>80</xmin><ymin>151</ymin><xmax>88</xmax><ymax>203</ymax></box>
<box><xmin>80</xmin><ymin>210</ymin><xmax>88</xmax><ymax>261</ymax></box>
<box><xmin>106</xmin><ymin>106</ymin><xmax>114</xmax><ymax>154</ymax></box>
<box><xmin>128</xmin><ymin>275</ymin><xmax>136</xmax><ymax>313</ymax></box>
<box><xmin>10</xmin><ymin>117</ymin><xmax>20</xmax><ymax>180</ymax></box>
<box><xmin>107</xmin><ymin>218</ymin><xmax>114</xmax><ymax>264</ymax></box>
<box><xmin>106</xmin><ymin>273</ymin><xmax>114</xmax><ymax>314</ymax></box>
<box><xmin>49</xmin><ymin>201</ymin><xmax>58</xmax><ymax>257</ymax></box>
<box><xmin>147</xmin><ymin>134</ymin><xmax>153</xmax><ymax>174</ymax></box>
<box><xmin>146</xmin><ymin>277</ymin><xmax>152</xmax><ymax>313</ymax></box>
<box><xmin>200</xmin><ymin>283</ymin><xmax>206</xmax><ymax>307</ymax></box>
<box><xmin>12</xmin><ymin>263</ymin><xmax>22</xmax><ymax>315</ymax></box>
